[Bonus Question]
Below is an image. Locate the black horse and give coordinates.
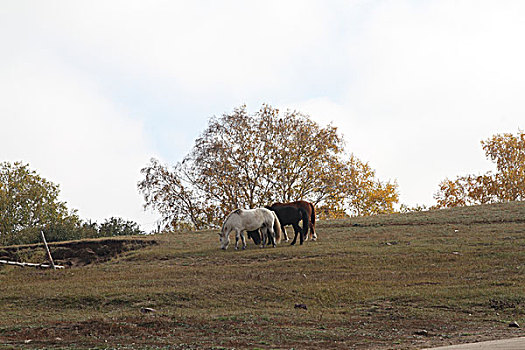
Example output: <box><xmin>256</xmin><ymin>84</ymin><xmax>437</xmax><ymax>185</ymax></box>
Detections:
<box><xmin>265</xmin><ymin>205</ymin><xmax>309</xmax><ymax>245</ymax></box>
<box><xmin>247</xmin><ymin>229</ymin><xmax>263</xmax><ymax>245</ymax></box>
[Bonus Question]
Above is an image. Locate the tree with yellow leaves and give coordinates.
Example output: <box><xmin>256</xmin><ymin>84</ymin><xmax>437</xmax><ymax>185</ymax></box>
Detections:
<box><xmin>434</xmin><ymin>130</ymin><xmax>525</xmax><ymax>208</ymax></box>
<box><xmin>138</xmin><ymin>105</ymin><xmax>399</xmax><ymax>229</ymax></box>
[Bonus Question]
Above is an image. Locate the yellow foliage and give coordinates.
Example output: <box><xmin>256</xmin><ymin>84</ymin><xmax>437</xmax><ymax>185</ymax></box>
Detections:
<box><xmin>138</xmin><ymin>105</ymin><xmax>399</xmax><ymax>228</ymax></box>
<box><xmin>434</xmin><ymin>130</ymin><xmax>525</xmax><ymax>208</ymax></box>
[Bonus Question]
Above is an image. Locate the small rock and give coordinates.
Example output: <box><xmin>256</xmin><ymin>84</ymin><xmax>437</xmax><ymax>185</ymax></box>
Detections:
<box><xmin>294</xmin><ymin>303</ymin><xmax>308</xmax><ymax>310</ymax></box>
<box><xmin>509</xmin><ymin>321</ymin><xmax>520</xmax><ymax>328</ymax></box>
<box><xmin>302</xmin><ymin>273</ymin><xmax>307</xmax><ymax>278</ymax></box>
<box><xmin>24</xmin><ymin>340</ymin><xmax>32</xmax><ymax>344</ymax></box>
<box><xmin>140</xmin><ymin>307</ymin><xmax>156</xmax><ymax>313</ymax></box>
<box><xmin>414</xmin><ymin>330</ymin><xmax>429</xmax><ymax>336</ymax></box>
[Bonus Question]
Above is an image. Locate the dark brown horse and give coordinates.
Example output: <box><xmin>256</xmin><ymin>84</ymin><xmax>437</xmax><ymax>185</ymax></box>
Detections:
<box><xmin>265</xmin><ymin>205</ymin><xmax>309</xmax><ymax>245</ymax></box>
<box><xmin>270</xmin><ymin>200</ymin><xmax>317</xmax><ymax>241</ymax></box>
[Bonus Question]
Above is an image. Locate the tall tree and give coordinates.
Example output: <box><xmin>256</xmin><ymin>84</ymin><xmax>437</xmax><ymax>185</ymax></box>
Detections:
<box><xmin>0</xmin><ymin>161</ymin><xmax>146</xmax><ymax>244</ymax></box>
<box><xmin>139</xmin><ymin>105</ymin><xmax>399</xmax><ymax>230</ymax></box>
<box><xmin>0</xmin><ymin>162</ymin><xmax>74</xmax><ymax>244</ymax></box>
<box><xmin>434</xmin><ymin>130</ymin><xmax>525</xmax><ymax>208</ymax></box>
<box><xmin>343</xmin><ymin>155</ymin><xmax>399</xmax><ymax>216</ymax></box>
<box><xmin>482</xmin><ymin>131</ymin><xmax>525</xmax><ymax>201</ymax></box>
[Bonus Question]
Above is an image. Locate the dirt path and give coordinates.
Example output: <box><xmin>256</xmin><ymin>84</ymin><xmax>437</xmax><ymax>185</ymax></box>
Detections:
<box><xmin>425</xmin><ymin>336</ymin><xmax>525</xmax><ymax>349</ymax></box>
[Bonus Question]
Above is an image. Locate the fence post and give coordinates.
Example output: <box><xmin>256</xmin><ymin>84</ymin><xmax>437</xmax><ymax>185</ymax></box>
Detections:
<box><xmin>40</xmin><ymin>231</ymin><xmax>56</xmax><ymax>270</ymax></box>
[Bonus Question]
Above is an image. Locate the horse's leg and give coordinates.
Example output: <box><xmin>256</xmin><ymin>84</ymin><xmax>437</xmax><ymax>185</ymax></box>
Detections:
<box><xmin>282</xmin><ymin>226</ymin><xmax>290</xmax><ymax>242</ymax></box>
<box><xmin>266</xmin><ymin>226</ymin><xmax>276</xmax><ymax>247</ymax></box>
<box><xmin>240</xmin><ymin>231</ymin><xmax>247</xmax><ymax>250</ymax></box>
<box><xmin>303</xmin><ymin>218</ymin><xmax>309</xmax><ymax>241</ymax></box>
<box><xmin>304</xmin><ymin>227</ymin><xmax>309</xmax><ymax>241</ymax></box>
<box><xmin>311</xmin><ymin>222</ymin><xmax>317</xmax><ymax>241</ymax></box>
<box><xmin>262</xmin><ymin>228</ymin><xmax>269</xmax><ymax>247</ymax></box>
<box><xmin>290</xmin><ymin>225</ymin><xmax>299</xmax><ymax>246</ymax></box>
<box><xmin>292</xmin><ymin>223</ymin><xmax>305</xmax><ymax>245</ymax></box>
<box><xmin>235</xmin><ymin>229</ymin><xmax>241</xmax><ymax>250</ymax></box>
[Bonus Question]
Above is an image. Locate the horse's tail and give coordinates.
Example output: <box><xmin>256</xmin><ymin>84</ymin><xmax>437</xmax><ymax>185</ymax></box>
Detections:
<box><xmin>299</xmin><ymin>207</ymin><xmax>309</xmax><ymax>237</ymax></box>
<box><xmin>272</xmin><ymin>211</ymin><xmax>282</xmax><ymax>244</ymax></box>
<box><xmin>309</xmin><ymin>202</ymin><xmax>316</xmax><ymax>234</ymax></box>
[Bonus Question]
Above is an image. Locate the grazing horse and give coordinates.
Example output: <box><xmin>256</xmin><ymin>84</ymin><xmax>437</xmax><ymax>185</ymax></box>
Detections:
<box><xmin>271</xmin><ymin>201</ymin><xmax>317</xmax><ymax>241</ymax></box>
<box><xmin>266</xmin><ymin>205</ymin><xmax>309</xmax><ymax>245</ymax></box>
<box><xmin>219</xmin><ymin>208</ymin><xmax>282</xmax><ymax>250</ymax></box>
<box><xmin>247</xmin><ymin>229</ymin><xmax>262</xmax><ymax>245</ymax></box>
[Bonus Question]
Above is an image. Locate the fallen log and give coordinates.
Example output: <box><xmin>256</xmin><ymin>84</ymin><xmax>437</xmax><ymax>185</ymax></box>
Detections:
<box><xmin>0</xmin><ymin>259</ymin><xmax>64</xmax><ymax>269</ymax></box>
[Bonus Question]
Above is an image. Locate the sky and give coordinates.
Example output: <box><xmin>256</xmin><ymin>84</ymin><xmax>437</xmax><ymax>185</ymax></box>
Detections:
<box><xmin>1</xmin><ymin>1</ymin><xmax>523</xmax><ymax>231</ymax></box>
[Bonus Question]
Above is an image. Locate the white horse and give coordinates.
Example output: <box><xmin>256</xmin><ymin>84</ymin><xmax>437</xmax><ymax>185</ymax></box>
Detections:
<box><xmin>219</xmin><ymin>208</ymin><xmax>282</xmax><ymax>250</ymax></box>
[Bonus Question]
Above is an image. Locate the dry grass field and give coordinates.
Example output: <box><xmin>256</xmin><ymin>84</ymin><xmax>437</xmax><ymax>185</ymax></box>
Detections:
<box><xmin>1</xmin><ymin>202</ymin><xmax>524</xmax><ymax>349</ymax></box>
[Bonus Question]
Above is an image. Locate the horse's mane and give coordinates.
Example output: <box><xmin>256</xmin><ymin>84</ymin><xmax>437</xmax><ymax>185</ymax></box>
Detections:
<box><xmin>221</xmin><ymin>209</ymin><xmax>242</xmax><ymax>233</ymax></box>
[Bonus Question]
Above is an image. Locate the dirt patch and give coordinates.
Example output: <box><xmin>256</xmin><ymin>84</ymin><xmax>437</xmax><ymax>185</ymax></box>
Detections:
<box><xmin>0</xmin><ymin>238</ymin><xmax>157</xmax><ymax>267</ymax></box>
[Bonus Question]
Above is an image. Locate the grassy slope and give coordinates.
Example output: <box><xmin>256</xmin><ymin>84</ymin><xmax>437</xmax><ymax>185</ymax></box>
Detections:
<box><xmin>1</xmin><ymin>202</ymin><xmax>524</xmax><ymax>349</ymax></box>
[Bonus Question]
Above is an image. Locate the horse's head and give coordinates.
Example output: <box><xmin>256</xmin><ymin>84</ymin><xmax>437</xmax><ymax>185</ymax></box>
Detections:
<box><xmin>218</xmin><ymin>231</ymin><xmax>228</xmax><ymax>250</ymax></box>
<box><xmin>247</xmin><ymin>229</ymin><xmax>261</xmax><ymax>245</ymax></box>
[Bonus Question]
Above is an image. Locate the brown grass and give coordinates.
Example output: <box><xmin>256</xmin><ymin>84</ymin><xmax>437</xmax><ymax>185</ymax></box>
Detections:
<box><xmin>1</xmin><ymin>202</ymin><xmax>524</xmax><ymax>349</ymax></box>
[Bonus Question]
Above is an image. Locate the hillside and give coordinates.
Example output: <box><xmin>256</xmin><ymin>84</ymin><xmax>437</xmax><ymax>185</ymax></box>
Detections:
<box><xmin>1</xmin><ymin>202</ymin><xmax>524</xmax><ymax>349</ymax></box>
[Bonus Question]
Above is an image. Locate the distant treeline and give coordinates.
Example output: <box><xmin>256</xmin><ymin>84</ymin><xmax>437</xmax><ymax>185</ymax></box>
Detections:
<box><xmin>6</xmin><ymin>217</ymin><xmax>144</xmax><ymax>246</ymax></box>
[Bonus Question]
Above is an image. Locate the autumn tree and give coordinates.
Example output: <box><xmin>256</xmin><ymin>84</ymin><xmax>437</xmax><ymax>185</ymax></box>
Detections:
<box><xmin>139</xmin><ymin>105</ymin><xmax>399</xmax><ymax>230</ymax></box>
<box><xmin>137</xmin><ymin>158</ymin><xmax>209</xmax><ymax>230</ymax></box>
<box><xmin>0</xmin><ymin>161</ymin><xmax>77</xmax><ymax>244</ymax></box>
<box><xmin>482</xmin><ymin>131</ymin><xmax>525</xmax><ymax>201</ymax></box>
<box><xmin>343</xmin><ymin>155</ymin><xmax>399</xmax><ymax>216</ymax></box>
<box><xmin>0</xmin><ymin>161</ymin><xmax>144</xmax><ymax>245</ymax></box>
<box><xmin>434</xmin><ymin>130</ymin><xmax>525</xmax><ymax>208</ymax></box>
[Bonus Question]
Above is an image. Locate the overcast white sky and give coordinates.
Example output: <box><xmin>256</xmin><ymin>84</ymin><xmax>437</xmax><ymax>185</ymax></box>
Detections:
<box><xmin>1</xmin><ymin>1</ymin><xmax>523</xmax><ymax>231</ymax></box>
